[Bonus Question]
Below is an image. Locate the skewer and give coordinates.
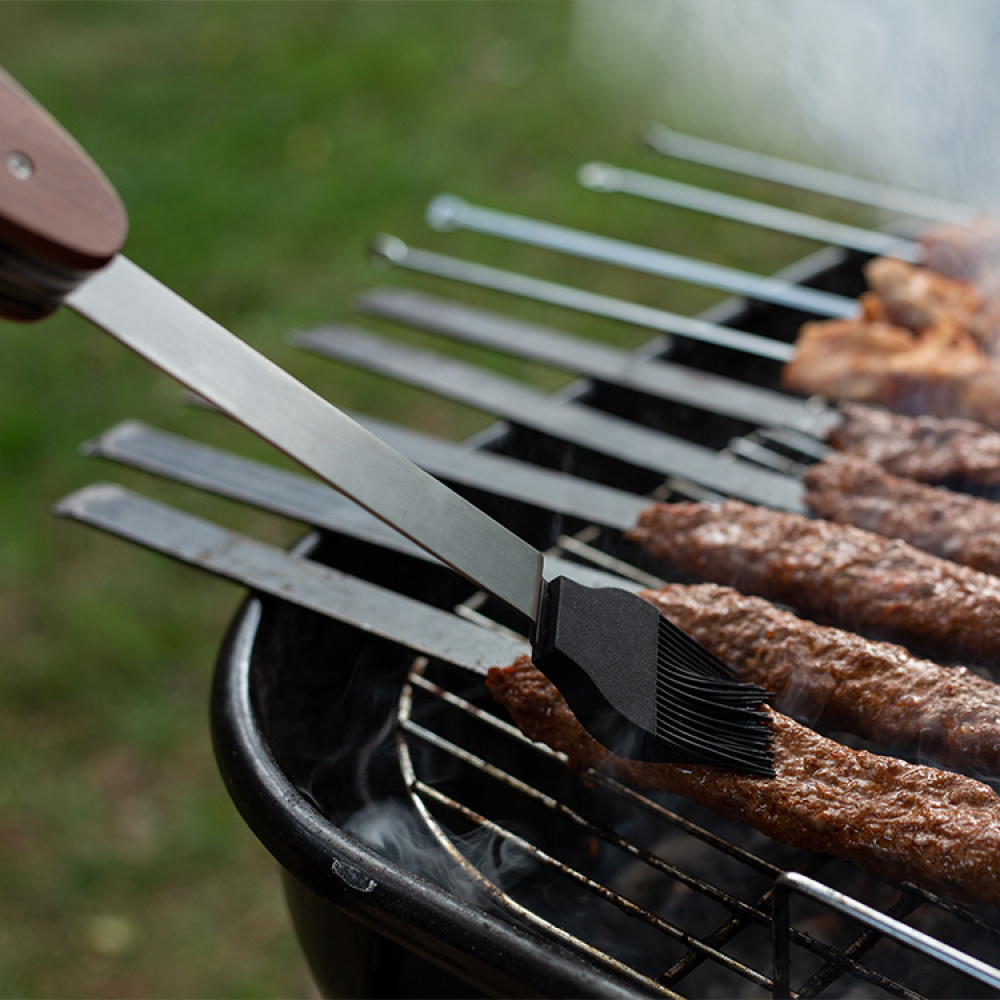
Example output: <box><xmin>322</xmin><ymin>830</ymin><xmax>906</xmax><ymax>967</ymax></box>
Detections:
<box><xmin>292</xmin><ymin>322</ymin><xmax>806</xmax><ymax>513</ymax></box>
<box><xmin>369</xmin><ymin>234</ymin><xmax>795</xmax><ymax>363</ymax></box>
<box><xmin>424</xmin><ymin>194</ymin><xmax>859</xmax><ymax>319</ymax></box>
<box><xmin>355</xmin><ymin>286</ymin><xmax>834</xmax><ymax>437</ymax></box>
<box><xmin>85</xmin><ymin>418</ymin><xmax>650</xmax><ymax>536</ymax></box>
<box><xmin>53</xmin><ymin>483</ymin><xmax>527</xmax><ymax>675</ymax></box>
<box><xmin>84</xmin><ymin>419</ymin><xmax>665</xmax><ymax>590</ymax></box>
<box><xmin>578</xmin><ymin>163</ymin><xmax>921</xmax><ymax>262</ymax></box>
<box><xmin>642</xmin><ymin>123</ymin><xmax>978</xmax><ymax>226</ymax></box>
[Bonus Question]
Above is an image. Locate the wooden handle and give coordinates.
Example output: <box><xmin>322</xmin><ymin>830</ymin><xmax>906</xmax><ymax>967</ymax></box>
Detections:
<box><xmin>0</xmin><ymin>67</ymin><xmax>128</xmax><ymax>319</ymax></box>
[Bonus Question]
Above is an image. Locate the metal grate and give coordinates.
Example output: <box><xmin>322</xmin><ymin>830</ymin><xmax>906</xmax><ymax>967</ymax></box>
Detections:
<box><xmin>398</xmin><ymin>646</ymin><xmax>1000</xmax><ymax>998</ymax></box>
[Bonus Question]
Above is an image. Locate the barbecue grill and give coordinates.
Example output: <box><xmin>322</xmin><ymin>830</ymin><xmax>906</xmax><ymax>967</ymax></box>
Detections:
<box><xmin>55</xmin><ymin>133</ymin><xmax>1000</xmax><ymax>997</ymax></box>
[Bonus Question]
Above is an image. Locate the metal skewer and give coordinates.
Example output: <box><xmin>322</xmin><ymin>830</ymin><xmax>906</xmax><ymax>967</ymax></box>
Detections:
<box><xmin>369</xmin><ymin>234</ymin><xmax>795</xmax><ymax>363</ymax></box>
<box><xmin>424</xmin><ymin>194</ymin><xmax>859</xmax><ymax>319</ymax></box>
<box><xmin>85</xmin><ymin>418</ymin><xmax>650</xmax><ymax>537</ymax></box>
<box><xmin>293</xmin><ymin>322</ymin><xmax>806</xmax><ymax>513</ymax></box>
<box><xmin>355</xmin><ymin>286</ymin><xmax>834</xmax><ymax>437</ymax></box>
<box><xmin>578</xmin><ymin>163</ymin><xmax>922</xmax><ymax>262</ymax></box>
<box><xmin>54</xmin><ymin>483</ymin><xmax>527</xmax><ymax>676</ymax></box>
<box><xmin>642</xmin><ymin>123</ymin><xmax>979</xmax><ymax>226</ymax></box>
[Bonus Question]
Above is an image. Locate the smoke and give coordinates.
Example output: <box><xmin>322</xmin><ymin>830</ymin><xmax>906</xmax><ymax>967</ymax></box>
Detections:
<box><xmin>572</xmin><ymin>0</ymin><xmax>1000</xmax><ymax>210</ymax></box>
<box><xmin>342</xmin><ymin>799</ymin><xmax>539</xmax><ymax>905</ymax></box>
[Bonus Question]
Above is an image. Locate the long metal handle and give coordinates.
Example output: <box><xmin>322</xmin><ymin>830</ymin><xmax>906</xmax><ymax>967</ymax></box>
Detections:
<box><xmin>0</xmin><ymin>68</ymin><xmax>544</xmax><ymax>620</ymax></box>
<box><xmin>65</xmin><ymin>256</ymin><xmax>544</xmax><ymax>621</ymax></box>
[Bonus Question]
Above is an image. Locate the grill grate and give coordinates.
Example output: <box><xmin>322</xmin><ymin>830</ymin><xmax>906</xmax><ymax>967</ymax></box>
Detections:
<box><xmin>399</xmin><ymin>648</ymin><xmax>1000</xmax><ymax>998</ymax></box>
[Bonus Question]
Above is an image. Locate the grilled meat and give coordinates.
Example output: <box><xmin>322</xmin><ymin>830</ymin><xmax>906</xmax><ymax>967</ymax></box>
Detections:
<box><xmin>781</xmin><ymin>316</ymin><xmax>1000</xmax><ymax>426</ymax></box>
<box><xmin>862</xmin><ymin>257</ymin><xmax>990</xmax><ymax>342</ymax></box>
<box><xmin>920</xmin><ymin>218</ymin><xmax>1000</xmax><ymax>281</ymax></box>
<box><xmin>627</xmin><ymin>499</ymin><xmax>1000</xmax><ymax>668</ymax></box>
<box><xmin>827</xmin><ymin>402</ymin><xmax>1000</xmax><ymax>488</ymax></box>
<box><xmin>486</xmin><ymin>657</ymin><xmax>1000</xmax><ymax>907</ymax></box>
<box><xmin>803</xmin><ymin>452</ymin><xmax>1000</xmax><ymax>575</ymax></box>
<box><xmin>644</xmin><ymin>583</ymin><xmax>1000</xmax><ymax>776</ymax></box>
<box><xmin>782</xmin><ymin>315</ymin><xmax>920</xmax><ymax>400</ymax></box>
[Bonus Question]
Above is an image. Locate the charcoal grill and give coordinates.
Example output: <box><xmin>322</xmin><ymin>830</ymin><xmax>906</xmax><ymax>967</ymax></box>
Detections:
<box><xmin>56</xmin><ymin>134</ymin><xmax>1000</xmax><ymax>997</ymax></box>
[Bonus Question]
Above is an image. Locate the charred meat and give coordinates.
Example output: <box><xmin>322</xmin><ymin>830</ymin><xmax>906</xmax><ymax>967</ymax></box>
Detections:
<box><xmin>781</xmin><ymin>316</ymin><xmax>1000</xmax><ymax>426</ymax></box>
<box><xmin>827</xmin><ymin>402</ymin><xmax>1000</xmax><ymax>488</ymax></box>
<box><xmin>861</xmin><ymin>257</ymin><xmax>991</xmax><ymax>343</ymax></box>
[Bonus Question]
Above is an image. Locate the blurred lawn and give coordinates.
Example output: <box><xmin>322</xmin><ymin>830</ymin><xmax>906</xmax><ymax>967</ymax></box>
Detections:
<box><xmin>0</xmin><ymin>3</ymin><xmax>822</xmax><ymax>997</ymax></box>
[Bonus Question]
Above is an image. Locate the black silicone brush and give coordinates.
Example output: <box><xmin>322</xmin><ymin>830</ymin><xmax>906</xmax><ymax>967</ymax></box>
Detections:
<box><xmin>533</xmin><ymin>577</ymin><xmax>773</xmax><ymax>773</ymax></box>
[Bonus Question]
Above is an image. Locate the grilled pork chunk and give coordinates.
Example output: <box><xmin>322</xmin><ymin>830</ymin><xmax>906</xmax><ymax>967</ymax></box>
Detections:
<box><xmin>487</xmin><ymin>657</ymin><xmax>1000</xmax><ymax>907</ymax></box>
<box><xmin>781</xmin><ymin>317</ymin><xmax>1000</xmax><ymax>426</ymax></box>
<box><xmin>862</xmin><ymin>257</ymin><xmax>986</xmax><ymax>339</ymax></box>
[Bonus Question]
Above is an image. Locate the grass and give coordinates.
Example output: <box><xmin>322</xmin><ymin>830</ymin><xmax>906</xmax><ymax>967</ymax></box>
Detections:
<box><xmin>0</xmin><ymin>3</ymin><xmax>830</xmax><ymax>996</ymax></box>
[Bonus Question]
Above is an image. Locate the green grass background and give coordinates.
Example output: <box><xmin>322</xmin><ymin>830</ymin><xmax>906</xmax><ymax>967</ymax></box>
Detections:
<box><xmin>0</xmin><ymin>4</ymin><xmax>828</xmax><ymax>996</ymax></box>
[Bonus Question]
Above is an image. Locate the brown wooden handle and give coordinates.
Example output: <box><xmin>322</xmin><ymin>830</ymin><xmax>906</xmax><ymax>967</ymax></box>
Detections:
<box><xmin>0</xmin><ymin>67</ymin><xmax>128</xmax><ymax>319</ymax></box>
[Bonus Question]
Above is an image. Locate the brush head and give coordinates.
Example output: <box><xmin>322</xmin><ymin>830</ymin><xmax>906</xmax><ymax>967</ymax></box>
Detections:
<box><xmin>531</xmin><ymin>576</ymin><xmax>774</xmax><ymax>775</ymax></box>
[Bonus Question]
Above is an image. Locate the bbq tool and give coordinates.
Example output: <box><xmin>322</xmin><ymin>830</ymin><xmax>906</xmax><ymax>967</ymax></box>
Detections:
<box><xmin>0</xmin><ymin>68</ymin><xmax>773</xmax><ymax>774</ymax></box>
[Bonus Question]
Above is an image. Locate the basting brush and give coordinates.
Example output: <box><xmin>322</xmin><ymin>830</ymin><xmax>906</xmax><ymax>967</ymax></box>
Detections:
<box><xmin>0</xmin><ymin>66</ymin><xmax>773</xmax><ymax>775</ymax></box>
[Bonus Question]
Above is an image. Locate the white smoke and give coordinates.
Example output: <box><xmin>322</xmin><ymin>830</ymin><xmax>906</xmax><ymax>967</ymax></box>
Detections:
<box><xmin>342</xmin><ymin>800</ymin><xmax>538</xmax><ymax>903</ymax></box>
<box><xmin>572</xmin><ymin>0</ymin><xmax>1000</xmax><ymax>210</ymax></box>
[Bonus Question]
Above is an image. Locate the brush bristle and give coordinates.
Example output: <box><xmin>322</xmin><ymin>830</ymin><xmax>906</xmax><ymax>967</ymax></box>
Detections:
<box><xmin>654</xmin><ymin>618</ymin><xmax>775</xmax><ymax>776</ymax></box>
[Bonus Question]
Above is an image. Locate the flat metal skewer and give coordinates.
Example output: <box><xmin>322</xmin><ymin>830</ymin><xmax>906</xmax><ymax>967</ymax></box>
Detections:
<box><xmin>578</xmin><ymin>163</ymin><xmax>922</xmax><ymax>262</ymax></box>
<box><xmin>85</xmin><ymin>418</ymin><xmax>650</xmax><ymax>537</ymax></box>
<box><xmin>85</xmin><ymin>421</ymin><xmax>654</xmax><ymax>593</ymax></box>
<box><xmin>642</xmin><ymin>123</ymin><xmax>978</xmax><ymax>226</ymax></box>
<box><xmin>293</xmin><ymin>323</ymin><xmax>806</xmax><ymax>513</ymax></box>
<box><xmin>425</xmin><ymin>194</ymin><xmax>859</xmax><ymax>319</ymax></box>
<box><xmin>54</xmin><ymin>482</ymin><xmax>526</xmax><ymax>676</ymax></box>
<box><xmin>356</xmin><ymin>286</ymin><xmax>834</xmax><ymax>437</ymax></box>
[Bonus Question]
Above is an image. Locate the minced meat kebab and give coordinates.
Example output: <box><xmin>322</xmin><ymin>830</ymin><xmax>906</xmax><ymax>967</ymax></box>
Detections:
<box><xmin>827</xmin><ymin>402</ymin><xmax>1000</xmax><ymax>489</ymax></box>
<box><xmin>628</xmin><ymin>499</ymin><xmax>1000</xmax><ymax>669</ymax></box>
<box><xmin>803</xmin><ymin>451</ymin><xmax>1000</xmax><ymax>575</ymax></box>
<box><xmin>644</xmin><ymin>583</ymin><xmax>1000</xmax><ymax>777</ymax></box>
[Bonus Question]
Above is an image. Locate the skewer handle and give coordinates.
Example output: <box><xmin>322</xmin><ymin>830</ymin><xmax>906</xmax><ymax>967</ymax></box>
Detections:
<box><xmin>0</xmin><ymin>67</ymin><xmax>128</xmax><ymax>320</ymax></box>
